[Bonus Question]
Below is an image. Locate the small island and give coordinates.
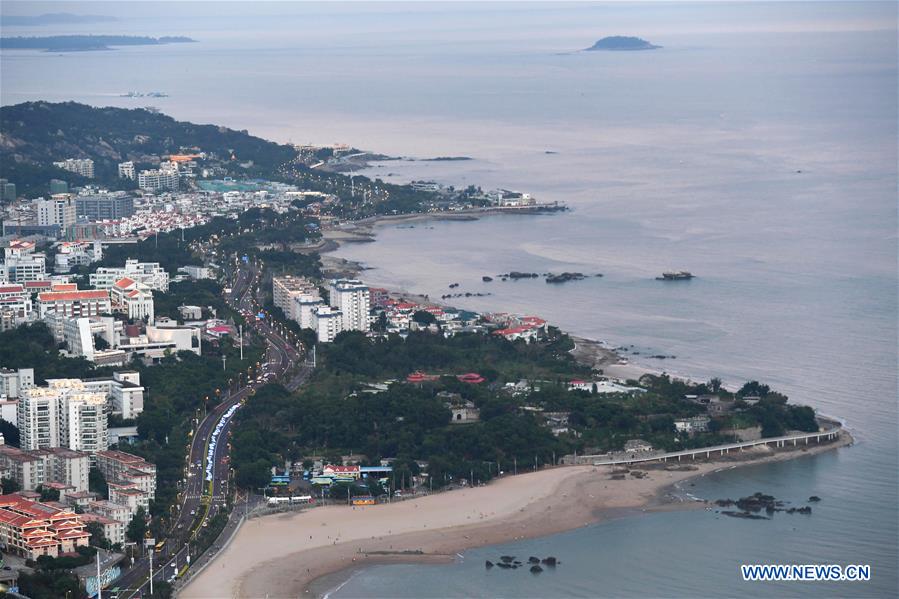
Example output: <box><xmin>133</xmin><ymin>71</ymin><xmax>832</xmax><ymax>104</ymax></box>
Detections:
<box><xmin>0</xmin><ymin>35</ymin><xmax>196</xmax><ymax>52</ymax></box>
<box><xmin>585</xmin><ymin>36</ymin><xmax>661</xmax><ymax>52</ymax></box>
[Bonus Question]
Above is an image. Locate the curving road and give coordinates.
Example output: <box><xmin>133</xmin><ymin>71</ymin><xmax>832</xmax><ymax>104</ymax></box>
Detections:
<box><xmin>116</xmin><ymin>261</ymin><xmax>308</xmax><ymax>597</ymax></box>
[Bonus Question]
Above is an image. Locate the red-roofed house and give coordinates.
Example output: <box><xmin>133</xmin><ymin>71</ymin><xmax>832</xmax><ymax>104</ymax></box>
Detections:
<box><xmin>109</xmin><ymin>278</ymin><xmax>154</xmax><ymax>323</ymax></box>
<box><xmin>456</xmin><ymin>373</ymin><xmax>486</xmax><ymax>384</ymax></box>
<box><xmin>0</xmin><ymin>494</ymin><xmax>90</xmax><ymax>559</ymax></box>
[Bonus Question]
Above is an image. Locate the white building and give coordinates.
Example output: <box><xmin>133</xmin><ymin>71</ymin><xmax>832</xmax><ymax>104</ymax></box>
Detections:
<box><xmin>177</xmin><ymin>265</ymin><xmax>212</xmax><ymax>280</ymax></box>
<box><xmin>312</xmin><ymin>305</ymin><xmax>343</xmax><ymax>343</ymax></box>
<box><xmin>117</xmin><ymin>161</ymin><xmax>136</xmax><ymax>180</ymax></box>
<box><xmin>0</xmin><ymin>446</ymin><xmax>91</xmax><ymax>493</ymax></box>
<box><xmin>0</xmin><ymin>368</ymin><xmax>35</xmax><ymax>400</ymax></box>
<box><xmin>674</xmin><ymin>416</ymin><xmax>711</xmax><ymax>434</ymax></box>
<box><xmin>90</xmin><ymin>259</ymin><xmax>169</xmax><ymax>292</ymax></box>
<box><xmin>95</xmin><ymin>450</ymin><xmax>156</xmax><ymax>499</ymax></box>
<box><xmin>109</xmin><ymin>277</ymin><xmax>155</xmax><ymax>324</ymax></box>
<box><xmin>54</xmin><ymin>241</ymin><xmax>103</xmax><ymax>273</ymax></box>
<box><xmin>18</xmin><ymin>380</ymin><xmax>108</xmax><ymax>454</ymax></box>
<box><xmin>272</xmin><ymin>275</ymin><xmax>319</xmax><ymax>321</ymax></box>
<box><xmin>295</xmin><ymin>294</ymin><xmax>324</xmax><ymax>329</ymax></box>
<box><xmin>2</xmin><ymin>240</ymin><xmax>46</xmax><ymax>283</ymax></box>
<box><xmin>328</xmin><ymin>279</ymin><xmax>370</xmax><ymax>333</ymax></box>
<box><xmin>137</xmin><ymin>163</ymin><xmax>179</xmax><ymax>192</ymax></box>
<box><xmin>53</xmin><ymin>158</ymin><xmax>95</xmax><ymax>179</ymax></box>
<box><xmin>37</xmin><ymin>288</ymin><xmax>111</xmax><ymax>320</ymax></box>
<box><xmin>36</xmin><ymin>195</ymin><xmax>77</xmax><ymax>228</ymax></box>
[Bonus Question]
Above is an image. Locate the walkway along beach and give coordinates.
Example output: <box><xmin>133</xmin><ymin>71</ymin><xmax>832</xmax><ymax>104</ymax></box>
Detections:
<box><xmin>180</xmin><ymin>427</ymin><xmax>851</xmax><ymax>599</ymax></box>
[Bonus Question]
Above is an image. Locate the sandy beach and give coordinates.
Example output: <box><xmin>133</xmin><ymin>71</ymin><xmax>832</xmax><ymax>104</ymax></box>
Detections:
<box><xmin>181</xmin><ymin>431</ymin><xmax>851</xmax><ymax>599</ymax></box>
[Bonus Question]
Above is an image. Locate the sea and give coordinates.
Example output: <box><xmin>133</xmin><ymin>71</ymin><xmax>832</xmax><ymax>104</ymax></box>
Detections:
<box><xmin>1</xmin><ymin>2</ymin><xmax>896</xmax><ymax>597</ymax></box>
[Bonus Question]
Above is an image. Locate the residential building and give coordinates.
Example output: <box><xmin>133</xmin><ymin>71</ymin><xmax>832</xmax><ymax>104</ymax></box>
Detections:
<box><xmin>177</xmin><ymin>265</ymin><xmax>211</xmax><ymax>280</ymax></box>
<box><xmin>674</xmin><ymin>416</ymin><xmax>712</xmax><ymax>434</ymax></box>
<box><xmin>312</xmin><ymin>305</ymin><xmax>343</xmax><ymax>343</ymax></box>
<box><xmin>272</xmin><ymin>275</ymin><xmax>318</xmax><ymax>320</ymax></box>
<box><xmin>0</xmin><ymin>446</ymin><xmax>90</xmax><ymax>493</ymax></box>
<box><xmin>53</xmin><ymin>158</ymin><xmax>94</xmax><ymax>179</ymax></box>
<box><xmin>80</xmin><ymin>512</ymin><xmax>125</xmax><ymax>545</ymax></box>
<box><xmin>0</xmin><ymin>368</ymin><xmax>35</xmax><ymax>400</ymax></box>
<box><xmin>117</xmin><ymin>161</ymin><xmax>135</xmax><ymax>180</ymax></box>
<box><xmin>107</xmin><ymin>483</ymin><xmax>149</xmax><ymax>517</ymax></box>
<box><xmin>2</xmin><ymin>240</ymin><xmax>46</xmax><ymax>283</ymax></box>
<box><xmin>0</xmin><ymin>494</ymin><xmax>91</xmax><ymax>558</ymax></box>
<box><xmin>95</xmin><ymin>450</ymin><xmax>156</xmax><ymax>499</ymax></box>
<box><xmin>37</xmin><ymin>288</ymin><xmax>111</xmax><ymax>319</ymax></box>
<box><xmin>90</xmin><ymin>259</ymin><xmax>169</xmax><ymax>292</ymax></box>
<box><xmin>0</xmin><ymin>283</ymin><xmax>33</xmax><ymax>322</ymax></box>
<box><xmin>623</xmin><ymin>439</ymin><xmax>654</xmax><ymax>454</ymax></box>
<box><xmin>87</xmin><ymin>500</ymin><xmax>131</xmax><ymax>529</ymax></box>
<box><xmin>80</xmin><ymin>372</ymin><xmax>145</xmax><ymax>420</ymax></box>
<box><xmin>76</xmin><ymin>194</ymin><xmax>134</xmax><ymax>221</ymax></box>
<box><xmin>328</xmin><ymin>279</ymin><xmax>370</xmax><ymax>332</ymax></box>
<box><xmin>37</xmin><ymin>195</ymin><xmax>77</xmax><ymax>228</ymax></box>
<box><xmin>295</xmin><ymin>294</ymin><xmax>324</xmax><ymax>329</ymax></box>
<box><xmin>54</xmin><ymin>241</ymin><xmax>103</xmax><ymax>273</ymax></box>
<box><xmin>0</xmin><ymin>179</ymin><xmax>16</xmax><ymax>201</ymax></box>
<box><xmin>137</xmin><ymin>163</ymin><xmax>179</xmax><ymax>192</ymax></box>
<box><xmin>109</xmin><ymin>277</ymin><xmax>155</xmax><ymax>324</ymax></box>
<box><xmin>18</xmin><ymin>380</ymin><xmax>108</xmax><ymax>454</ymax></box>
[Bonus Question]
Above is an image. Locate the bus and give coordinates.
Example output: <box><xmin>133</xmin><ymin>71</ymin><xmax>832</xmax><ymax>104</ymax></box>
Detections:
<box><xmin>154</xmin><ymin>540</ymin><xmax>166</xmax><ymax>554</ymax></box>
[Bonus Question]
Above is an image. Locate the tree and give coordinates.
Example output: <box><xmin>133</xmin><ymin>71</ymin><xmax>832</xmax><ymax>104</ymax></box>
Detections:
<box><xmin>1</xmin><ymin>477</ymin><xmax>20</xmax><ymax>493</ymax></box>
<box><xmin>89</xmin><ymin>467</ymin><xmax>108</xmax><ymax>497</ymax></box>
<box><xmin>126</xmin><ymin>507</ymin><xmax>148</xmax><ymax>544</ymax></box>
<box><xmin>35</xmin><ymin>484</ymin><xmax>60</xmax><ymax>501</ymax></box>
<box><xmin>86</xmin><ymin>521</ymin><xmax>112</xmax><ymax>550</ymax></box>
<box><xmin>412</xmin><ymin>310</ymin><xmax>436</xmax><ymax>326</ymax></box>
<box><xmin>0</xmin><ymin>419</ymin><xmax>20</xmax><ymax>447</ymax></box>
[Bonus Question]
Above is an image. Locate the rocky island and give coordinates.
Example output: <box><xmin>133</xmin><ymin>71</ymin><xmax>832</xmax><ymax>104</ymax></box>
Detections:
<box><xmin>585</xmin><ymin>36</ymin><xmax>661</xmax><ymax>52</ymax></box>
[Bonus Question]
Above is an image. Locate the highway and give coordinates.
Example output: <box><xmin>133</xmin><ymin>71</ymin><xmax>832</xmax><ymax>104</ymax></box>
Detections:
<box><xmin>115</xmin><ymin>260</ymin><xmax>308</xmax><ymax>597</ymax></box>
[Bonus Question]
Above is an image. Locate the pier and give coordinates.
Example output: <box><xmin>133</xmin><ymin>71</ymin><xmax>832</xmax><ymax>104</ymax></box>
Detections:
<box><xmin>579</xmin><ymin>421</ymin><xmax>844</xmax><ymax>467</ymax></box>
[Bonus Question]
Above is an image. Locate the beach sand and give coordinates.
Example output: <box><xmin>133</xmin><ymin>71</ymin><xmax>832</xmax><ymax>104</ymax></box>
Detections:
<box><xmin>181</xmin><ymin>432</ymin><xmax>850</xmax><ymax>599</ymax></box>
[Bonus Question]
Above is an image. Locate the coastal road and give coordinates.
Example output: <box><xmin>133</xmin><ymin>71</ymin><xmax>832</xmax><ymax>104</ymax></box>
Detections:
<box><xmin>116</xmin><ymin>261</ymin><xmax>309</xmax><ymax>597</ymax></box>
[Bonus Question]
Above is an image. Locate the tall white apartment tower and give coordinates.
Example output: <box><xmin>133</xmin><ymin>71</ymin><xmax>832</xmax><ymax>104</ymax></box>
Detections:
<box><xmin>17</xmin><ymin>381</ymin><xmax>108</xmax><ymax>453</ymax></box>
<box><xmin>328</xmin><ymin>279</ymin><xmax>370</xmax><ymax>332</ymax></box>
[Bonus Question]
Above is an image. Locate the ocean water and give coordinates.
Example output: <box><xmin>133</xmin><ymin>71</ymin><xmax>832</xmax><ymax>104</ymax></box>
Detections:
<box><xmin>2</xmin><ymin>2</ymin><xmax>896</xmax><ymax>597</ymax></box>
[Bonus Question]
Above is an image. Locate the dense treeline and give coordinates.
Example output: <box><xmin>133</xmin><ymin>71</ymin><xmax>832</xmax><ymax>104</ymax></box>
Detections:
<box><xmin>0</xmin><ymin>322</ymin><xmax>107</xmax><ymax>383</ymax></box>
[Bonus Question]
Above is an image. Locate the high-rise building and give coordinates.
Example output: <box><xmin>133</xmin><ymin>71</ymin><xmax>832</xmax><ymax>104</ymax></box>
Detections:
<box><xmin>329</xmin><ymin>279</ymin><xmax>371</xmax><ymax>332</ymax></box>
<box><xmin>53</xmin><ymin>158</ymin><xmax>94</xmax><ymax>179</ymax></box>
<box><xmin>75</xmin><ymin>194</ymin><xmax>134</xmax><ymax>221</ymax></box>
<box><xmin>36</xmin><ymin>195</ymin><xmax>77</xmax><ymax>228</ymax></box>
<box><xmin>0</xmin><ymin>368</ymin><xmax>35</xmax><ymax>400</ymax></box>
<box><xmin>117</xmin><ymin>161</ymin><xmax>135</xmax><ymax>180</ymax></box>
<box><xmin>312</xmin><ymin>305</ymin><xmax>343</xmax><ymax>343</ymax></box>
<box><xmin>18</xmin><ymin>380</ymin><xmax>108</xmax><ymax>454</ymax></box>
<box><xmin>0</xmin><ymin>179</ymin><xmax>17</xmax><ymax>202</ymax></box>
<box><xmin>137</xmin><ymin>162</ymin><xmax>179</xmax><ymax>192</ymax></box>
<box><xmin>272</xmin><ymin>275</ymin><xmax>318</xmax><ymax>321</ymax></box>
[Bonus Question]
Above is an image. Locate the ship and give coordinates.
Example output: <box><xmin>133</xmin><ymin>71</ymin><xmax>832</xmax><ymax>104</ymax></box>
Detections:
<box><xmin>656</xmin><ymin>271</ymin><xmax>695</xmax><ymax>281</ymax></box>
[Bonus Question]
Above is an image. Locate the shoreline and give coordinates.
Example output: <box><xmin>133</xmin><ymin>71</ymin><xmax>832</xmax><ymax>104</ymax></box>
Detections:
<box><xmin>180</xmin><ymin>430</ymin><xmax>852</xmax><ymax>599</ymax></box>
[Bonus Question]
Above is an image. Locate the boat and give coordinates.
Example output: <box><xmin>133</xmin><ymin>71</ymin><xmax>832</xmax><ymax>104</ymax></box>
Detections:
<box><xmin>656</xmin><ymin>271</ymin><xmax>695</xmax><ymax>281</ymax></box>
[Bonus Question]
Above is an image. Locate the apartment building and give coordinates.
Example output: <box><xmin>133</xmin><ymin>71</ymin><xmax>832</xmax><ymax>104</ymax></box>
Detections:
<box><xmin>272</xmin><ymin>275</ymin><xmax>319</xmax><ymax>321</ymax></box>
<box><xmin>18</xmin><ymin>380</ymin><xmax>108</xmax><ymax>454</ymax></box>
<box><xmin>90</xmin><ymin>259</ymin><xmax>169</xmax><ymax>292</ymax></box>
<box><xmin>54</xmin><ymin>241</ymin><xmax>103</xmax><ymax>273</ymax></box>
<box><xmin>37</xmin><ymin>288</ymin><xmax>111</xmax><ymax>319</ymax></box>
<box><xmin>53</xmin><ymin>158</ymin><xmax>95</xmax><ymax>179</ymax></box>
<box><xmin>328</xmin><ymin>279</ymin><xmax>370</xmax><ymax>332</ymax></box>
<box><xmin>0</xmin><ymin>446</ymin><xmax>91</xmax><ymax>493</ymax></box>
<box><xmin>2</xmin><ymin>240</ymin><xmax>46</xmax><ymax>283</ymax></box>
<box><xmin>95</xmin><ymin>450</ymin><xmax>156</xmax><ymax>499</ymax></box>
<box><xmin>0</xmin><ymin>368</ymin><xmax>34</xmax><ymax>400</ymax></box>
<box><xmin>36</xmin><ymin>195</ymin><xmax>77</xmax><ymax>228</ymax></box>
<box><xmin>312</xmin><ymin>305</ymin><xmax>343</xmax><ymax>343</ymax></box>
<box><xmin>117</xmin><ymin>161</ymin><xmax>135</xmax><ymax>181</ymax></box>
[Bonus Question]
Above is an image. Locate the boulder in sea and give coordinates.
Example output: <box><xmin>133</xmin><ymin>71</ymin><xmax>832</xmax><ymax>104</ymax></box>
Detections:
<box><xmin>542</xmin><ymin>556</ymin><xmax>557</xmax><ymax>566</ymax></box>
<box><xmin>497</xmin><ymin>562</ymin><xmax>512</xmax><ymax>569</ymax></box>
<box><xmin>500</xmin><ymin>555</ymin><xmax>514</xmax><ymax>563</ymax></box>
<box><xmin>528</xmin><ymin>556</ymin><xmax>541</xmax><ymax>564</ymax></box>
<box><xmin>530</xmin><ymin>565</ymin><xmax>544</xmax><ymax>574</ymax></box>
<box><xmin>482</xmin><ymin>276</ymin><xmax>493</xmax><ymax>282</ymax></box>
<box><xmin>808</xmin><ymin>496</ymin><xmax>821</xmax><ymax>502</ymax></box>
<box><xmin>485</xmin><ymin>560</ymin><xmax>494</xmax><ymax>569</ymax></box>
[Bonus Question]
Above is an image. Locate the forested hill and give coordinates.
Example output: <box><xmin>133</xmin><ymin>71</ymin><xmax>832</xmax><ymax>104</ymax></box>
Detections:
<box><xmin>0</xmin><ymin>101</ymin><xmax>296</xmax><ymax>195</ymax></box>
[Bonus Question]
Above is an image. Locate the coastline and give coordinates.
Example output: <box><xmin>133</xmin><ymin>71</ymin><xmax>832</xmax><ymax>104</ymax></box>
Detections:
<box><xmin>180</xmin><ymin>430</ymin><xmax>852</xmax><ymax>599</ymax></box>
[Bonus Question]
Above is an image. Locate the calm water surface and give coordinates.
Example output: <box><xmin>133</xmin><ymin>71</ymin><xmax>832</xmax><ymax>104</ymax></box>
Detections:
<box><xmin>1</xmin><ymin>2</ymin><xmax>895</xmax><ymax>596</ymax></box>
